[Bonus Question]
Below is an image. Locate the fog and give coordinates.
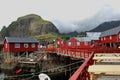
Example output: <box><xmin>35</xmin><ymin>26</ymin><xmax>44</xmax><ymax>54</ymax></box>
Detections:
<box><xmin>52</xmin><ymin>6</ymin><xmax>120</xmax><ymax>33</ymax></box>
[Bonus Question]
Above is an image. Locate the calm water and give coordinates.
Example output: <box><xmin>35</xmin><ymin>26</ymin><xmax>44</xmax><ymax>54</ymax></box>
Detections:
<box><xmin>0</xmin><ymin>69</ymin><xmax>69</xmax><ymax>80</ymax></box>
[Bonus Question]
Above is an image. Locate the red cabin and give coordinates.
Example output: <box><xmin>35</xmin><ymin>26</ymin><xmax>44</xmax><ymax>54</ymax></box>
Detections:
<box><xmin>67</xmin><ymin>37</ymin><xmax>92</xmax><ymax>49</ymax></box>
<box><xmin>4</xmin><ymin>37</ymin><xmax>39</xmax><ymax>53</ymax></box>
<box><xmin>100</xmin><ymin>26</ymin><xmax>120</xmax><ymax>48</ymax></box>
<box><xmin>57</xmin><ymin>39</ymin><xmax>65</xmax><ymax>48</ymax></box>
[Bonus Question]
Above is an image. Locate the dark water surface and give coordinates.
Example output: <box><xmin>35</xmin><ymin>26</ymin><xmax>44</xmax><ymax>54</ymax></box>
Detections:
<box><xmin>0</xmin><ymin>69</ymin><xmax>70</xmax><ymax>80</ymax></box>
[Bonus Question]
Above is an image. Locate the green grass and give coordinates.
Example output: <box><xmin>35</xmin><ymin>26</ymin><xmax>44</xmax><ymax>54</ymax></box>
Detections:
<box><xmin>34</xmin><ymin>33</ymin><xmax>60</xmax><ymax>40</ymax></box>
<box><xmin>37</xmin><ymin>20</ymin><xmax>49</xmax><ymax>24</ymax></box>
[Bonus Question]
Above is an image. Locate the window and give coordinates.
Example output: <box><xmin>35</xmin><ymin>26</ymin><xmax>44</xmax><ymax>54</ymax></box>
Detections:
<box><xmin>119</xmin><ymin>34</ymin><xmax>120</xmax><ymax>39</ymax></box>
<box><xmin>77</xmin><ymin>42</ymin><xmax>80</xmax><ymax>46</ymax></box>
<box><xmin>58</xmin><ymin>41</ymin><xmax>60</xmax><ymax>44</ymax></box>
<box><xmin>68</xmin><ymin>42</ymin><xmax>71</xmax><ymax>46</ymax></box>
<box><xmin>24</xmin><ymin>44</ymin><xmax>28</xmax><ymax>48</ymax></box>
<box><xmin>61</xmin><ymin>41</ymin><xmax>63</xmax><ymax>44</ymax></box>
<box><xmin>110</xmin><ymin>36</ymin><xmax>112</xmax><ymax>40</ymax></box>
<box><xmin>5</xmin><ymin>43</ymin><xmax>7</xmax><ymax>48</ymax></box>
<box><xmin>15</xmin><ymin>44</ymin><xmax>20</xmax><ymax>48</ymax></box>
<box><xmin>101</xmin><ymin>38</ymin><xmax>103</xmax><ymax>41</ymax></box>
<box><xmin>104</xmin><ymin>37</ymin><xmax>106</xmax><ymax>40</ymax></box>
<box><xmin>84</xmin><ymin>42</ymin><xmax>88</xmax><ymax>46</ymax></box>
<box><xmin>32</xmin><ymin>43</ymin><xmax>35</xmax><ymax>48</ymax></box>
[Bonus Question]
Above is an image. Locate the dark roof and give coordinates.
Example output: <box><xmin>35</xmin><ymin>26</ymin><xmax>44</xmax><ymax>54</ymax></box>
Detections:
<box><xmin>5</xmin><ymin>37</ymin><xmax>39</xmax><ymax>43</ymax></box>
<box><xmin>100</xmin><ymin>26</ymin><xmax>120</xmax><ymax>37</ymax></box>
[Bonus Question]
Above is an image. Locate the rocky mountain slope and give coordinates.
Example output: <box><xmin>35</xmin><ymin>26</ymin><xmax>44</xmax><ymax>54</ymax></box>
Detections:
<box><xmin>0</xmin><ymin>14</ymin><xmax>60</xmax><ymax>39</ymax></box>
<box><xmin>89</xmin><ymin>20</ymin><xmax>120</xmax><ymax>32</ymax></box>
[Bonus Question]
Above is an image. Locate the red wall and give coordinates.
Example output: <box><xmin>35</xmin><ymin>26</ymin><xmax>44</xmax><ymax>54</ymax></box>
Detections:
<box><xmin>100</xmin><ymin>35</ymin><xmax>117</xmax><ymax>43</ymax></box>
<box><xmin>67</xmin><ymin>38</ymin><xmax>78</xmax><ymax>48</ymax></box>
<box><xmin>4</xmin><ymin>40</ymin><xmax>38</xmax><ymax>53</ymax></box>
<box><xmin>57</xmin><ymin>39</ymin><xmax>64</xmax><ymax>48</ymax></box>
<box><xmin>67</xmin><ymin>38</ymin><xmax>91</xmax><ymax>49</ymax></box>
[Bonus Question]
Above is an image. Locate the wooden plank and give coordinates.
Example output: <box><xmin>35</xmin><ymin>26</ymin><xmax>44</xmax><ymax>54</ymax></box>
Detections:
<box><xmin>93</xmin><ymin>57</ymin><xmax>120</xmax><ymax>60</ymax></box>
<box><xmin>19</xmin><ymin>61</ymin><xmax>37</xmax><ymax>64</ymax></box>
<box><xmin>88</xmin><ymin>65</ymin><xmax>120</xmax><ymax>75</ymax></box>
<box><xmin>94</xmin><ymin>53</ymin><xmax>120</xmax><ymax>57</ymax></box>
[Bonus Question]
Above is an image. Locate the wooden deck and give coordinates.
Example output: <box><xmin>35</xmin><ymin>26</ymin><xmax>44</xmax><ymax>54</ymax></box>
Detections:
<box><xmin>88</xmin><ymin>53</ymin><xmax>120</xmax><ymax>80</ymax></box>
<box><xmin>98</xmin><ymin>75</ymin><xmax>120</xmax><ymax>80</ymax></box>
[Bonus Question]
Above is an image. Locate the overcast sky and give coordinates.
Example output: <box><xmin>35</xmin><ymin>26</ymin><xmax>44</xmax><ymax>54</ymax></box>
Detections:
<box><xmin>0</xmin><ymin>0</ymin><xmax>120</xmax><ymax>33</ymax></box>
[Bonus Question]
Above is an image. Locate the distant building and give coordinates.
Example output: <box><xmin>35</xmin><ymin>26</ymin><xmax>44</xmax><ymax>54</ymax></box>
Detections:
<box><xmin>4</xmin><ymin>37</ymin><xmax>39</xmax><ymax>53</ymax></box>
<box><xmin>100</xmin><ymin>26</ymin><xmax>120</xmax><ymax>48</ymax></box>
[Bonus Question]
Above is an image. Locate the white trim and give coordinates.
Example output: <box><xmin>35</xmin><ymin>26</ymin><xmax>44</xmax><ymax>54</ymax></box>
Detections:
<box><xmin>84</xmin><ymin>41</ymin><xmax>88</xmax><ymax>46</ymax></box>
<box><xmin>68</xmin><ymin>42</ymin><xmax>71</xmax><ymax>46</ymax></box>
<box><xmin>24</xmin><ymin>44</ymin><xmax>28</xmax><ymax>48</ymax></box>
<box><xmin>110</xmin><ymin>36</ymin><xmax>112</xmax><ymax>40</ymax></box>
<box><xmin>77</xmin><ymin>42</ymin><xmax>80</xmax><ymax>46</ymax></box>
<box><xmin>32</xmin><ymin>43</ymin><xmax>35</xmax><ymax>48</ymax></box>
<box><xmin>119</xmin><ymin>34</ymin><xmax>120</xmax><ymax>39</ymax></box>
<box><xmin>15</xmin><ymin>43</ymin><xmax>20</xmax><ymax>48</ymax></box>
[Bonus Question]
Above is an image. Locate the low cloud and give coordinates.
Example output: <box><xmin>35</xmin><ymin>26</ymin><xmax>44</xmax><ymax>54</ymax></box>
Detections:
<box><xmin>52</xmin><ymin>6</ymin><xmax>120</xmax><ymax>33</ymax></box>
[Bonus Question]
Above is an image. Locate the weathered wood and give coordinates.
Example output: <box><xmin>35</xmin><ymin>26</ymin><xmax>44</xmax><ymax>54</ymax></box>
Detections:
<box><xmin>88</xmin><ymin>65</ymin><xmax>120</xmax><ymax>75</ymax></box>
<box><xmin>94</xmin><ymin>53</ymin><xmax>120</xmax><ymax>57</ymax></box>
<box><xmin>93</xmin><ymin>56</ymin><xmax>120</xmax><ymax>60</ymax></box>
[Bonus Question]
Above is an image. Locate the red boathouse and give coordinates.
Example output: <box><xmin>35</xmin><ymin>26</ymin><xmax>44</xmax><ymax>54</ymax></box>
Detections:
<box><xmin>100</xmin><ymin>26</ymin><xmax>120</xmax><ymax>48</ymax></box>
<box><xmin>4</xmin><ymin>37</ymin><xmax>39</xmax><ymax>53</ymax></box>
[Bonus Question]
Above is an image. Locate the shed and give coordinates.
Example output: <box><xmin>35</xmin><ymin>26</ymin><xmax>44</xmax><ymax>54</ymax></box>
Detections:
<box><xmin>67</xmin><ymin>37</ymin><xmax>93</xmax><ymax>49</ymax></box>
<box><xmin>100</xmin><ymin>26</ymin><xmax>120</xmax><ymax>48</ymax></box>
<box><xmin>4</xmin><ymin>37</ymin><xmax>39</xmax><ymax>53</ymax></box>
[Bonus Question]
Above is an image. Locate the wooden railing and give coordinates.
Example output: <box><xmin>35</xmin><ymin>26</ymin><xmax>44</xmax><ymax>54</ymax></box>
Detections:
<box><xmin>69</xmin><ymin>52</ymin><xmax>94</xmax><ymax>80</ymax></box>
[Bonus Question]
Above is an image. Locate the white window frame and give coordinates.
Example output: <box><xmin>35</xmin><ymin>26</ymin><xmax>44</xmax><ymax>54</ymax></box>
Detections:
<box><xmin>77</xmin><ymin>42</ymin><xmax>80</xmax><ymax>46</ymax></box>
<box><xmin>32</xmin><ymin>43</ymin><xmax>35</xmax><ymax>48</ymax></box>
<box><xmin>104</xmin><ymin>37</ymin><xmax>106</xmax><ymax>40</ymax></box>
<box><xmin>101</xmin><ymin>38</ymin><xmax>103</xmax><ymax>41</ymax></box>
<box><xmin>119</xmin><ymin>34</ymin><xmax>120</xmax><ymax>39</ymax></box>
<box><xmin>110</xmin><ymin>36</ymin><xmax>112</xmax><ymax>40</ymax></box>
<box><xmin>61</xmin><ymin>41</ymin><xmax>63</xmax><ymax>44</ymax></box>
<box><xmin>5</xmin><ymin>43</ymin><xmax>7</xmax><ymax>48</ymax></box>
<box><xmin>57</xmin><ymin>41</ymin><xmax>60</xmax><ymax>44</ymax></box>
<box><xmin>84</xmin><ymin>41</ymin><xmax>88</xmax><ymax>46</ymax></box>
<box><xmin>24</xmin><ymin>44</ymin><xmax>28</xmax><ymax>48</ymax></box>
<box><xmin>68</xmin><ymin>42</ymin><xmax>71</xmax><ymax>46</ymax></box>
<box><xmin>15</xmin><ymin>43</ymin><xmax>20</xmax><ymax>48</ymax></box>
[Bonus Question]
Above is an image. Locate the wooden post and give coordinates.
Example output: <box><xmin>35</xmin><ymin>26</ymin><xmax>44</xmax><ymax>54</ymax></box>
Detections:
<box><xmin>26</xmin><ymin>52</ymin><xmax>28</xmax><ymax>59</ymax></box>
<box><xmin>110</xmin><ymin>43</ymin><xmax>112</xmax><ymax>48</ymax></box>
<box><xmin>90</xmin><ymin>72</ymin><xmax>96</xmax><ymax>80</ymax></box>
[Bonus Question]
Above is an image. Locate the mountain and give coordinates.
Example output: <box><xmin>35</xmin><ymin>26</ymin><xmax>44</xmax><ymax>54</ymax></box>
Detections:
<box><xmin>89</xmin><ymin>20</ymin><xmax>120</xmax><ymax>32</ymax></box>
<box><xmin>0</xmin><ymin>14</ymin><xmax>60</xmax><ymax>39</ymax></box>
<box><xmin>62</xmin><ymin>31</ymin><xmax>79</xmax><ymax>37</ymax></box>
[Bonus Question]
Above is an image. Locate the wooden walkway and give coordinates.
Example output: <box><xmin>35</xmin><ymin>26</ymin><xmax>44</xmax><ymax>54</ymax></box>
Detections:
<box><xmin>88</xmin><ymin>53</ymin><xmax>120</xmax><ymax>80</ymax></box>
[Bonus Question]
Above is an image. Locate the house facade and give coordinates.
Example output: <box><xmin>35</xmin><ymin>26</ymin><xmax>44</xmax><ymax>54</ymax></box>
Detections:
<box><xmin>100</xmin><ymin>26</ymin><xmax>120</xmax><ymax>48</ymax></box>
<box><xmin>4</xmin><ymin>37</ymin><xmax>39</xmax><ymax>53</ymax></box>
<box><xmin>67</xmin><ymin>37</ymin><xmax>92</xmax><ymax>49</ymax></box>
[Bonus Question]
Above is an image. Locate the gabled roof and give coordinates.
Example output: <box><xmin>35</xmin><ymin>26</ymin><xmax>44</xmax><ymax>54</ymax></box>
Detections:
<box><xmin>5</xmin><ymin>37</ymin><xmax>39</xmax><ymax>43</ymax></box>
<box><xmin>100</xmin><ymin>26</ymin><xmax>120</xmax><ymax>37</ymax></box>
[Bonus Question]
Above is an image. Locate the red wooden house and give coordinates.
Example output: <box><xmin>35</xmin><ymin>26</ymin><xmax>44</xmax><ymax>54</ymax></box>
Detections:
<box><xmin>67</xmin><ymin>37</ymin><xmax>92</xmax><ymax>49</ymax></box>
<box><xmin>67</xmin><ymin>32</ymin><xmax>101</xmax><ymax>49</ymax></box>
<box><xmin>100</xmin><ymin>26</ymin><xmax>120</xmax><ymax>48</ymax></box>
<box><xmin>4</xmin><ymin>37</ymin><xmax>39</xmax><ymax>53</ymax></box>
<box><xmin>57</xmin><ymin>39</ymin><xmax>66</xmax><ymax>48</ymax></box>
